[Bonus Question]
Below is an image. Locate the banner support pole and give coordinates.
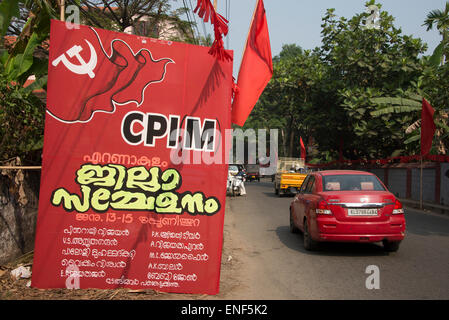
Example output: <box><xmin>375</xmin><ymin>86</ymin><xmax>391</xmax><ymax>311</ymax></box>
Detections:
<box><xmin>0</xmin><ymin>166</ymin><xmax>42</xmax><ymax>170</ymax></box>
<box><xmin>60</xmin><ymin>0</ymin><xmax>65</xmax><ymax>21</ymax></box>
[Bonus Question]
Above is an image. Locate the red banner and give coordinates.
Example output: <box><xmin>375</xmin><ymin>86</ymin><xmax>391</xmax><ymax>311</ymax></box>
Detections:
<box><xmin>31</xmin><ymin>20</ymin><xmax>233</xmax><ymax>294</ymax></box>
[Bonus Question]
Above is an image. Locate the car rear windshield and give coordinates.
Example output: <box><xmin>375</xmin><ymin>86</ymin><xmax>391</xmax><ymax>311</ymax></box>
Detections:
<box><xmin>322</xmin><ymin>174</ymin><xmax>385</xmax><ymax>191</ymax></box>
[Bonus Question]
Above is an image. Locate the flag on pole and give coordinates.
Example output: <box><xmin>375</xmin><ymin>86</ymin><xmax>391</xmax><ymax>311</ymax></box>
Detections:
<box><xmin>231</xmin><ymin>0</ymin><xmax>273</xmax><ymax>126</ymax></box>
<box><xmin>420</xmin><ymin>98</ymin><xmax>436</xmax><ymax>156</ymax></box>
<box><xmin>194</xmin><ymin>0</ymin><xmax>231</xmax><ymax>61</ymax></box>
<box><xmin>300</xmin><ymin>137</ymin><xmax>306</xmax><ymax>160</ymax></box>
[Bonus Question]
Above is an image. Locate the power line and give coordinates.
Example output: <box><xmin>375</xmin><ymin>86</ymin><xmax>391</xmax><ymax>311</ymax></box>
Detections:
<box><xmin>187</xmin><ymin>0</ymin><xmax>204</xmax><ymax>44</ymax></box>
<box><xmin>182</xmin><ymin>0</ymin><xmax>197</xmax><ymax>44</ymax></box>
<box><xmin>226</xmin><ymin>0</ymin><xmax>230</xmax><ymax>49</ymax></box>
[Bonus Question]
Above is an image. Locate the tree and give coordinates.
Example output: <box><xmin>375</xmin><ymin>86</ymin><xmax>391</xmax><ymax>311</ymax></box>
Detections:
<box><xmin>317</xmin><ymin>1</ymin><xmax>427</xmax><ymax>160</ymax></box>
<box><xmin>423</xmin><ymin>1</ymin><xmax>449</xmax><ymax>65</ymax></box>
<box><xmin>0</xmin><ymin>1</ymin><xmax>57</xmax><ymax>163</ymax></box>
<box><xmin>0</xmin><ymin>63</ymin><xmax>46</xmax><ymax>163</ymax></box>
<box><xmin>246</xmin><ymin>1</ymin><xmax>438</xmax><ymax>162</ymax></box>
<box><xmin>244</xmin><ymin>44</ymin><xmax>326</xmax><ymax>158</ymax></box>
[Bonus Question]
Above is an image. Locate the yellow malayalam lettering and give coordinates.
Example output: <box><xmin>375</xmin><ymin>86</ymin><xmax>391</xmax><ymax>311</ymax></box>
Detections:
<box><xmin>110</xmin><ymin>190</ymin><xmax>148</xmax><ymax>210</ymax></box>
<box><xmin>161</xmin><ymin>169</ymin><xmax>181</xmax><ymax>191</ymax></box>
<box><xmin>51</xmin><ymin>185</ymin><xmax>91</xmax><ymax>213</ymax></box>
<box><xmin>50</xmin><ymin>164</ymin><xmax>221</xmax><ymax>216</ymax></box>
<box><xmin>155</xmin><ymin>192</ymin><xmax>182</xmax><ymax>214</ymax></box>
<box><xmin>91</xmin><ymin>188</ymin><xmax>111</xmax><ymax>212</ymax></box>
<box><xmin>181</xmin><ymin>193</ymin><xmax>204</xmax><ymax>214</ymax></box>
<box><xmin>76</xmin><ymin>164</ymin><xmax>117</xmax><ymax>188</ymax></box>
<box><xmin>126</xmin><ymin>166</ymin><xmax>161</xmax><ymax>192</ymax></box>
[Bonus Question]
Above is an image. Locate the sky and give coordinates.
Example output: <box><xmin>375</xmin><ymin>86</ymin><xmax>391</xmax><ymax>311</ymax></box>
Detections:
<box><xmin>176</xmin><ymin>0</ymin><xmax>447</xmax><ymax>77</ymax></box>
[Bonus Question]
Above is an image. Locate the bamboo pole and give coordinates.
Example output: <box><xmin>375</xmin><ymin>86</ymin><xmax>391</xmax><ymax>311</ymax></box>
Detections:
<box><xmin>214</xmin><ymin>0</ymin><xmax>218</xmax><ymax>10</ymax></box>
<box><xmin>0</xmin><ymin>166</ymin><xmax>42</xmax><ymax>170</ymax></box>
<box><xmin>60</xmin><ymin>0</ymin><xmax>65</xmax><ymax>21</ymax></box>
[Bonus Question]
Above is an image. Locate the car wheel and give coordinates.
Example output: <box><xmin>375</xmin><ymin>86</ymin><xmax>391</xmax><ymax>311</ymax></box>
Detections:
<box><xmin>289</xmin><ymin>209</ymin><xmax>299</xmax><ymax>233</ymax></box>
<box><xmin>383</xmin><ymin>240</ymin><xmax>401</xmax><ymax>252</ymax></box>
<box><xmin>277</xmin><ymin>185</ymin><xmax>282</xmax><ymax>197</ymax></box>
<box><xmin>275</xmin><ymin>184</ymin><xmax>279</xmax><ymax>195</ymax></box>
<box><xmin>303</xmin><ymin>220</ymin><xmax>318</xmax><ymax>251</ymax></box>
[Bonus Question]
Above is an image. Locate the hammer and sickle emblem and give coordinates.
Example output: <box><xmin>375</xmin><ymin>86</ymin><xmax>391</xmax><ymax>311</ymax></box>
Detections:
<box><xmin>52</xmin><ymin>39</ymin><xmax>97</xmax><ymax>78</ymax></box>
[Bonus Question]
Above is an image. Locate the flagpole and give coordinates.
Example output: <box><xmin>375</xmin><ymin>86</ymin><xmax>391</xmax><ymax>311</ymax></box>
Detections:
<box><xmin>214</xmin><ymin>0</ymin><xmax>217</xmax><ymax>10</ymax></box>
<box><xmin>420</xmin><ymin>155</ymin><xmax>423</xmax><ymax>209</ymax></box>
<box><xmin>236</xmin><ymin>0</ymin><xmax>259</xmax><ymax>76</ymax></box>
<box><xmin>419</xmin><ymin>98</ymin><xmax>436</xmax><ymax>211</ymax></box>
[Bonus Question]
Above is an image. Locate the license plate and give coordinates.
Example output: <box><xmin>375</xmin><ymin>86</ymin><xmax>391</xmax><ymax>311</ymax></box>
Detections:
<box><xmin>348</xmin><ymin>208</ymin><xmax>378</xmax><ymax>216</ymax></box>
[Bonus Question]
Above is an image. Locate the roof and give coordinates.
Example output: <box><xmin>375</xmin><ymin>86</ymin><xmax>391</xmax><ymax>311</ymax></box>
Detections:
<box><xmin>3</xmin><ymin>35</ymin><xmax>17</xmax><ymax>46</ymax></box>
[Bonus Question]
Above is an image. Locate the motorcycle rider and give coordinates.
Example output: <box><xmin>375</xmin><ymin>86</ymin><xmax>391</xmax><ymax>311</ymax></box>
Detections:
<box><xmin>235</xmin><ymin>169</ymin><xmax>247</xmax><ymax>195</ymax></box>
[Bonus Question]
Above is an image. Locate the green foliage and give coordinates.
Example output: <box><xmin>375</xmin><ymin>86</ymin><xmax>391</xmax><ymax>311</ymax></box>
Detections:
<box><xmin>0</xmin><ymin>0</ymin><xmax>57</xmax><ymax>87</ymax></box>
<box><xmin>369</xmin><ymin>97</ymin><xmax>422</xmax><ymax>116</ymax></box>
<box><xmin>0</xmin><ymin>1</ymin><xmax>55</xmax><ymax>163</ymax></box>
<box><xmin>429</xmin><ymin>41</ymin><xmax>445</xmax><ymax>67</ymax></box>
<box><xmin>422</xmin><ymin>2</ymin><xmax>449</xmax><ymax>65</ymax></box>
<box><xmin>323</xmin><ymin>2</ymin><xmax>429</xmax><ymax>159</ymax></box>
<box><xmin>0</xmin><ymin>65</ymin><xmax>45</xmax><ymax>163</ymax></box>
<box><xmin>244</xmin><ymin>44</ymin><xmax>327</xmax><ymax>158</ymax></box>
<box><xmin>0</xmin><ymin>0</ymin><xmax>20</xmax><ymax>37</ymax></box>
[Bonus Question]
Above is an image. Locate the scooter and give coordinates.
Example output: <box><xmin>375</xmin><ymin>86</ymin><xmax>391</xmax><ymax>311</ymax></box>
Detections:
<box><xmin>227</xmin><ymin>174</ymin><xmax>246</xmax><ymax>196</ymax></box>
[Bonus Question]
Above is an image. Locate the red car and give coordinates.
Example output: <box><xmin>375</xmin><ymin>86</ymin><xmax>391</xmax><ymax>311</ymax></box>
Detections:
<box><xmin>289</xmin><ymin>170</ymin><xmax>406</xmax><ymax>252</ymax></box>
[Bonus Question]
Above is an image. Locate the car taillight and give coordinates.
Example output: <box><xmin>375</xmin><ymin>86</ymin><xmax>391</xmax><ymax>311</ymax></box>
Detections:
<box><xmin>316</xmin><ymin>200</ymin><xmax>332</xmax><ymax>215</ymax></box>
<box><xmin>392</xmin><ymin>199</ymin><xmax>404</xmax><ymax>214</ymax></box>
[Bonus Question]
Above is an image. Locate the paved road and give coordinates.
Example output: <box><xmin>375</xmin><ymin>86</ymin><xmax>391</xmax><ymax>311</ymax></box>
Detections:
<box><xmin>224</xmin><ymin>179</ymin><xmax>449</xmax><ymax>299</ymax></box>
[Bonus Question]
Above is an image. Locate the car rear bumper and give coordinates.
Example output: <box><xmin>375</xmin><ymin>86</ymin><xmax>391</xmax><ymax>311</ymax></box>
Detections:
<box><xmin>317</xmin><ymin>233</ymin><xmax>405</xmax><ymax>242</ymax></box>
<box><xmin>315</xmin><ymin>217</ymin><xmax>406</xmax><ymax>243</ymax></box>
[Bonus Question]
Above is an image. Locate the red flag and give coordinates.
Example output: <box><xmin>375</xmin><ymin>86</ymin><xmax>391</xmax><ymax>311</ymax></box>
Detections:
<box><xmin>421</xmin><ymin>98</ymin><xmax>436</xmax><ymax>156</ymax></box>
<box><xmin>300</xmin><ymin>137</ymin><xmax>306</xmax><ymax>160</ymax></box>
<box><xmin>231</xmin><ymin>0</ymin><xmax>273</xmax><ymax>126</ymax></box>
<box><xmin>193</xmin><ymin>0</ymin><xmax>231</xmax><ymax>61</ymax></box>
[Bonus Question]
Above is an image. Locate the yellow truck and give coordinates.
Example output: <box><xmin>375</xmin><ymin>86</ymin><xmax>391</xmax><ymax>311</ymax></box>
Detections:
<box><xmin>274</xmin><ymin>157</ymin><xmax>308</xmax><ymax>196</ymax></box>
